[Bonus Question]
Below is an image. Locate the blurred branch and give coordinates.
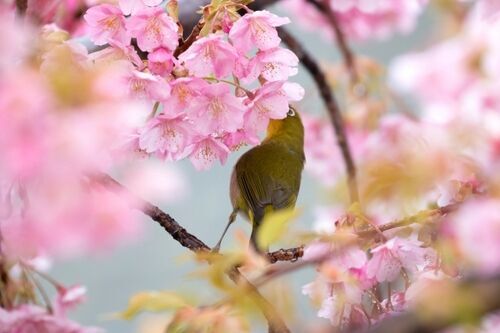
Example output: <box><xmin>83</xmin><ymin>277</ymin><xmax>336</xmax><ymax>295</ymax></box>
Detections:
<box><xmin>277</xmin><ymin>27</ymin><xmax>359</xmax><ymax>203</ymax></box>
<box><xmin>15</xmin><ymin>0</ymin><xmax>28</xmax><ymax>15</ymax></box>
<box><xmin>365</xmin><ymin>274</ymin><xmax>500</xmax><ymax>333</ymax></box>
<box><xmin>94</xmin><ymin>173</ymin><xmax>290</xmax><ymax>333</ymax></box>
<box><xmin>308</xmin><ymin>0</ymin><xmax>358</xmax><ymax>84</ymax></box>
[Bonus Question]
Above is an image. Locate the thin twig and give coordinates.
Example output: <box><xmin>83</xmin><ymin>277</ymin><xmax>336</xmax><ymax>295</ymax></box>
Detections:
<box><xmin>278</xmin><ymin>27</ymin><xmax>359</xmax><ymax>203</ymax></box>
<box><xmin>94</xmin><ymin>173</ymin><xmax>290</xmax><ymax>333</ymax></box>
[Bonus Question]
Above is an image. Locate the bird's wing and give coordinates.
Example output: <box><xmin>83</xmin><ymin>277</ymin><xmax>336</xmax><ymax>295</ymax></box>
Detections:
<box><xmin>236</xmin><ymin>165</ymin><xmax>296</xmax><ymax>225</ymax></box>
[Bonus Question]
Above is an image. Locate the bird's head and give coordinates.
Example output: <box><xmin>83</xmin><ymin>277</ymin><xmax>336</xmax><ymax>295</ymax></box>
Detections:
<box><xmin>265</xmin><ymin>107</ymin><xmax>304</xmax><ymax>150</ymax></box>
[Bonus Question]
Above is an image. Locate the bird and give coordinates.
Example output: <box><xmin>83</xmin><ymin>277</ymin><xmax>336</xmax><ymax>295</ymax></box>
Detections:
<box><xmin>213</xmin><ymin>107</ymin><xmax>305</xmax><ymax>253</ymax></box>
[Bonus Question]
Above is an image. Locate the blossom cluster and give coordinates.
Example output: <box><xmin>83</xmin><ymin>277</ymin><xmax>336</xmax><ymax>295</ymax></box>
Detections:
<box><xmin>302</xmin><ymin>231</ymin><xmax>438</xmax><ymax>329</ymax></box>
<box><xmin>0</xmin><ymin>259</ymin><xmax>101</xmax><ymax>333</ymax></box>
<box><xmin>84</xmin><ymin>2</ymin><xmax>303</xmax><ymax>170</ymax></box>
<box><xmin>281</xmin><ymin>0</ymin><xmax>428</xmax><ymax>41</ymax></box>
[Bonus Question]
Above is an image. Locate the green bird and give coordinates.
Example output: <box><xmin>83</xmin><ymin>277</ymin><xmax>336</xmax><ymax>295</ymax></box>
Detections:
<box><xmin>213</xmin><ymin>107</ymin><xmax>305</xmax><ymax>253</ymax></box>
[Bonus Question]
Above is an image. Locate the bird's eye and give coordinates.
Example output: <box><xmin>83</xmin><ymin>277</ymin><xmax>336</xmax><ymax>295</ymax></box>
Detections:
<box><xmin>287</xmin><ymin>109</ymin><xmax>296</xmax><ymax>117</ymax></box>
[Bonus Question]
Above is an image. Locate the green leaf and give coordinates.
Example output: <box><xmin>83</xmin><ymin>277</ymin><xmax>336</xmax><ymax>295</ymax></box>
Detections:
<box><xmin>257</xmin><ymin>208</ymin><xmax>298</xmax><ymax>249</ymax></box>
<box><xmin>119</xmin><ymin>291</ymin><xmax>189</xmax><ymax>320</ymax></box>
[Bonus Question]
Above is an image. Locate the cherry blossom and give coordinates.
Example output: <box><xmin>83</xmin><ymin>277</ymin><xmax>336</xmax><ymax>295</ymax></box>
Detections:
<box><xmin>185</xmin><ymin>83</ymin><xmax>245</xmax><ymax>135</ymax></box>
<box><xmin>54</xmin><ymin>285</ymin><xmax>87</xmax><ymax>316</ymax></box>
<box><xmin>84</xmin><ymin>4</ymin><xmax>129</xmax><ymax>46</ymax></box>
<box><xmin>162</xmin><ymin>78</ymin><xmax>208</xmax><ymax>116</ymax></box>
<box><xmin>127</xmin><ymin>69</ymin><xmax>171</xmax><ymax>101</ymax></box>
<box><xmin>244</xmin><ymin>81</ymin><xmax>298</xmax><ymax>132</ymax></box>
<box><xmin>229</xmin><ymin>10</ymin><xmax>290</xmax><ymax>53</ymax></box>
<box><xmin>119</xmin><ymin>0</ymin><xmax>163</xmax><ymax>15</ymax></box>
<box><xmin>127</xmin><ymin>7</ymin><xmax>179</xmax><ymax>52</ymax></box>
<box><xmin>366</xmin><ymin>237</ymin><xmax>432</xmax><ymax>282</ymax></box>
<box><xmin>222</xmin><ymin>129</ymin><xmax>260</xmax><ymax>151</ymax></box>
<box><xmin>25</xmin><ymin>0</ymin><xmax>86</xmax><ymax>33</ymax></box>
<box><xmin>0</xmin><ymin>305</ymin><xmax>102</xmax><ymax>333</ymax></box>
<box><xmin>189</xmin><ymin>137</ymin><xmax>230</xmax><ymax>171</ymax></box>
<box><xmin>252</xmin><ymin>47</ymin><xmax>299</xmax><ymax>82</ymax></box>
<box><xmin>306</xmin><ymin>279</ymin><xmax>368</xmax><ymax>329</ymax></box>
<box><xmin>178</xmin><ymin>34</ymin><xmax>239</xmax><ymax>79</ymax></box>
<box><xmin>148</xmin><ymin>47</ymin><xmax>176</xmax><ymax>76</ymax></box>
<box><xmin>139</xmin><ymin>114</ymin><xmax>194</xmax><ymax>160</ymax></box>
<box><xmin>90</xmin><ymin>40</ymin><xmax>144</xmax><ymax>69</ymax></box>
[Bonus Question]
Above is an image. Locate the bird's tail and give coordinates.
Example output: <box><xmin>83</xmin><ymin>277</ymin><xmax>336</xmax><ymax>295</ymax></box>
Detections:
<box><xmin>249</xmin><ymin>207</ymin><xmax>271</xmax><ymax>255</ymax></box>
<box><xmin>250</xmin><ymin>227</ymin><xmax>263</xmax><ymax>254</ymax></box>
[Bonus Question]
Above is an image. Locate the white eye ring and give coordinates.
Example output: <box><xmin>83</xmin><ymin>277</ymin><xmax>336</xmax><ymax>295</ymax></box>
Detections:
<box><xmin>287</xmin><ymin>109</ymin><xmax>296</xmax><ymax>116</ymax></box>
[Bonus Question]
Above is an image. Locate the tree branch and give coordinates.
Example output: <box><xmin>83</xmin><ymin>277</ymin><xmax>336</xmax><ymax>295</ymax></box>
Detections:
<box><xmin>174</xmin><ymin>20</ymin><xmax>205</xmax><ymax>57</ymax></box>
<box><xmin>248</xmin><ymin>203</ymin><xmax>461</xmax><ymax>289</ymax></box>
<box><xmin>277</xmin><ymin>27</ymin><xmax>359</xmax><ymax>203</ymax></box>
<box><xmin>267</xmin><ymin>246</ymin><xmax>304</xmax><ymax>264</ymax></box>
<box><xmin>94</xmin><ymin>173</ymin><xmax>290</xmax><ymax>333</ymax></box>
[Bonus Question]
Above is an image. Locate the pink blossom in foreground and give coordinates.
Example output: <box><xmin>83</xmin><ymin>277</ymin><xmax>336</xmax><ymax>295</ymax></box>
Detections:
<box><xmin>229</xmin><ymin>10</ymin><xmax>290</xmax><ymax>53</ymax></box>
<box><xmin>186</xmin><ymin>83</ymin><xmax>245</xmax><ymax>135</ymax></box>
<box><xmin>26</xmin><ymin>0</ymin><xmax>86</xmax><ymax>33</ymax></box>
<box><xmin>0</xmin><ymin>305</ymin><xmax>102</xmax><ymax>333</ymax></box>
<box><xmin>450</xmin><ymin>198</ymin><xmax>500</xmax><ymax>274</ymax></box>
<box><xmin>148</xmin><ymin>47</ymin><xmax>176</xmax><ymax>76</ymax></box>
<box><xmin>127</xmin><ymin>7</ymin><xmax>179</xmax><ymax>52</ymax></box>
<box><xmin>84</xmin><ymin>4</ymin><xmax>129</xmax><ymax>46</ymax></box>
<box><xmin>0</xmin><ymin>70</ymin><xmax>52</xmax><ymax>181</ymax></box>
<box><xmin>119</xmin><ymin>0</ymin><xmax>163</xmax><ymax>15</ymax></box>
<box><xmin>178</xmin><ymin>34</ymin><xmax>239</xmax><ymax>79</ymax></box>
<box><xmin>221</xmin><ymin>129</ymin><xmax>260</xmax><ymax>151</ymax></box>
<box><xmin>252</xmin><ymin>47</ymin><xmax>299</xmax><ymax>82</ymax></box>
<box><xmin>90</xmin><ymin>40</ymin><xmax>144</xmax><ymax>69</ymax></box>
<box><xmin>127</xmin><ymin>70</ymin><xmax>171</xmax><ymax>101</ymax></box>
<box><xmin>244</xmin><ymin>81</ymin><xmax>303</xmax><ymax>132</ymax></box>
<box><xmin>162</xmin><ymin>77</ymin><xmax>207</xmax><ymax>116</ymax></box>
<box><xmin>189</xmin><ymin>137</ymin><xmax>230</xmax><ymax>171</ymax></box>
<box><xmin>0</xmin><ymin>35</ymin><xmax>151</xmax><ymax>260</ymax></box>
<box><xmin>139</xmin><ymin>114</ymin><xmax>194</xmax><ymax>160</ymax></box>
<box><xmin>54</xmin><ymin>285</ymin><xmax>87</xmax><ymax>317</ymax></box>
<box><xmin>0</xmin><ymin>9</ymin><xmax>33</xmax><ymax>74</ymax></box>
<box><xmin>366</xmin><ymin>237</ymin><xmax>432</xmax><ymax>282</ymax></box>
<box><xmin>1</xmin><ymin>182</ymin><xmax>142</xmax><ymax>259</ymax></box>
<box><xmin>305</xmin><ymin>280</ymin><xmax>368</xmax><ymax>329</ymax></box>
